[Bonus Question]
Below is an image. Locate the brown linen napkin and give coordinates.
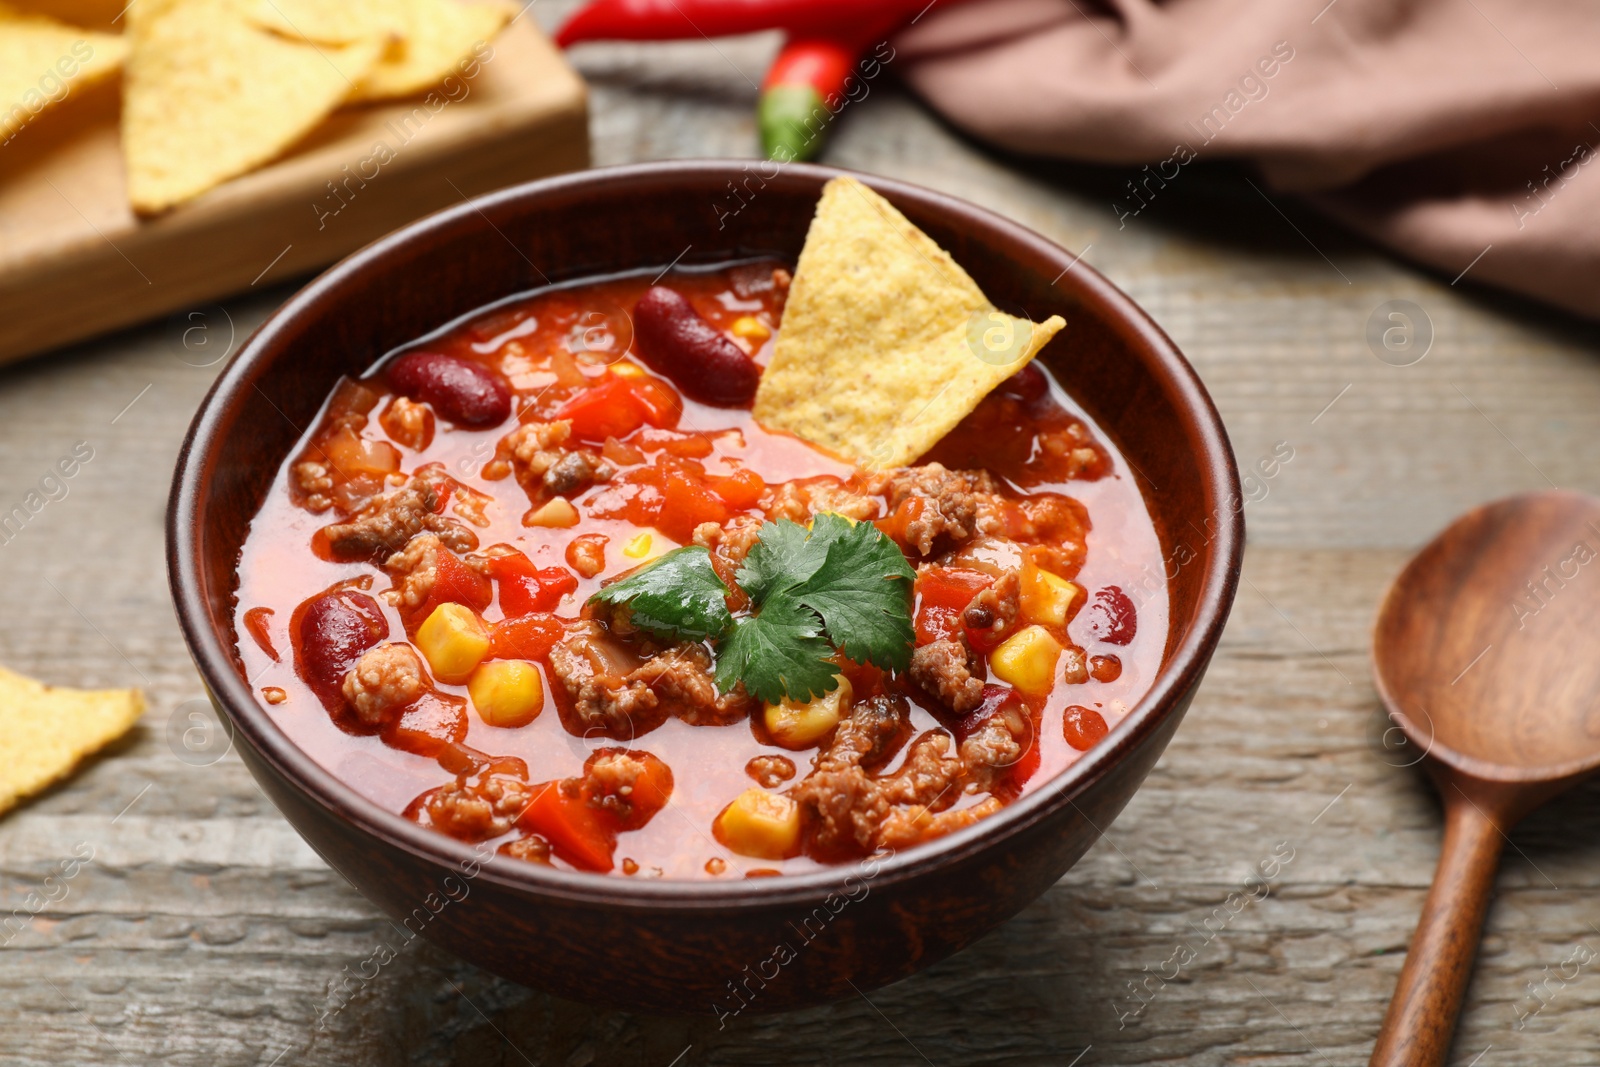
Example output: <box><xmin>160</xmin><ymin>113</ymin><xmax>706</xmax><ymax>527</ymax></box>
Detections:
<box><xmin>896</xmin><ymin>0</ymin><xmax>1600</xmax><ymax>317</ymax></box>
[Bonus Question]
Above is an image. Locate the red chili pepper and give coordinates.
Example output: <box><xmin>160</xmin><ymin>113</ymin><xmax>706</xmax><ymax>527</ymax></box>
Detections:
<box><xmin>759</xmin><ymin>36</ymin><xmax>860</xmax><ymax>162</ymax></box>
<box><xmin>556</xmin><ymin>0</ymin><xmax>928</xmax><ymax>47</ymax></box>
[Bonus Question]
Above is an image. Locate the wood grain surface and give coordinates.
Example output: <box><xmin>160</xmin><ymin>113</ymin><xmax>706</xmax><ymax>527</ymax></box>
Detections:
<box><xmin>4</xmin><ymin>4</ymin><xmax>1600</xmax><ymax>1063</ymax></box>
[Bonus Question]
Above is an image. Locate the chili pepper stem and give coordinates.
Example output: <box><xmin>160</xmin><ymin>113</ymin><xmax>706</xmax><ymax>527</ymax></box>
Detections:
<box><xmin>760</xmin><ymin>37</ymin><xmax>859</xmax><ymax>162</ymax></box>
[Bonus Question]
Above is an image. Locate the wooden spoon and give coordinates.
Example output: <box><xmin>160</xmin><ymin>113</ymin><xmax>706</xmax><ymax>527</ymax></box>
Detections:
<box><xmin>1369</xmin><ymin>490</ymin><xmax>1600</xmax><ymax>1066</ymax></box>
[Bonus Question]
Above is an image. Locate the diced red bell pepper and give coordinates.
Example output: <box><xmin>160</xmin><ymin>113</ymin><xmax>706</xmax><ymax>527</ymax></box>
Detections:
<box><xmin>556</xmin><ymin>375</ymin><xmax>650</xmax><ymax>442</ymax></box>
<box><xmin>520</xmin><ymin>782</ymin><xmax>619</xmax><ymax>872</ymax></box>
<box><xmin>382</xmin><ymin>695</ymin><xmax>469</xmax><ymax>758</ymax></box>
<box><xmin>709</xmin><ymin>468</ymin><xmax>765</xmax><ymax>510</ymax></box>
<box><xmin>489</xmin><ymin>554</ymin><xmax>578</xmax><ymax>616</ymax></box>
<box><xmin>657</xmin><ymin>471</ymin><xmax>729</xmax><ymax>542</ymax></box>
<box><xmin>914</xmin><ymin>567</ymin><xmax>993</xmax><ymax>645</ymax></box>
<box><xmin>412</xmin><ymin>548</ymin><xmax>493</xmax><ymax>622</ymax></box>
<box><xmin>489</xmin><ymin>614</ymin><xmax>564</xmax><ymax>660</ymax></box>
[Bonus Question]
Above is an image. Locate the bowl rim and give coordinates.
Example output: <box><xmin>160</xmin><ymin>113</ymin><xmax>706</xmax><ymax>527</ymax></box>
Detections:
<box><xmin>168</xmin><ymin>159</ymin><xmax>1243</xmax><ymax>910</ymax></box>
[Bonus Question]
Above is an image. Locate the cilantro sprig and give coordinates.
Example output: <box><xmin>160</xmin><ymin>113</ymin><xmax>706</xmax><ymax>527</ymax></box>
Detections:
<box><xmin>584</xmin><ymin>514</ymin><xmax>916</xmax><ymax>704</ymax></box>
<box><xmin>589</xmin><ymin>545</ymin><xmax>734</xmax><ymax>641</ymax></box>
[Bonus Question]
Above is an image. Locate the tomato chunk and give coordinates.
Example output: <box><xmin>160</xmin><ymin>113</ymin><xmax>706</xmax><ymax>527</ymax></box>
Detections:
<box><xmin>410</xmin><ymin>548</ymin><xmax>492</xmax><ymax>623</ymax></box>
<box><xmin>489</xmin><ymin>614</ymin><xmax>564</xmax><ymax>660</ymax></box>
<box><xmin>489</xmin><ymin>554</ymin><xmax>578</xmax><ymax>616</ymax></box>
<box><xmin>914</xmin><ymin>567</ymin><xmax>993</xmax><ymax>645</ymax></box>
<box><xmin>710</xmin><ymin>468</ymin><xmax>765</xmax><ymax>510</ymax></box>
<box><xmin>381</xmin><ymin>694</ymin><xmax>468</xmax><ymax>758</ymax></box>
<box><xmin>556</xmin><ymin>376</ymin><xmax>649</xmax><ymax>442</ymax></box>
<box><xmin>520</xmin><ymin>783</ymin><xmax>618</xmax><ymax>873</ymax></box>
<box><xmin>657</xmin><ymin>472</ymin><xmax>729</xmax><ymax>542</ymax></box>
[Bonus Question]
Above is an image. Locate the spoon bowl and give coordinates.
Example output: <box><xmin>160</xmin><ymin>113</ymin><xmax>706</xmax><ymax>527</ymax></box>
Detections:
<box><xmin>1369</xmin><ymin>490</ymin><xmax>1600</xmax><ymax>1065</ymax></box>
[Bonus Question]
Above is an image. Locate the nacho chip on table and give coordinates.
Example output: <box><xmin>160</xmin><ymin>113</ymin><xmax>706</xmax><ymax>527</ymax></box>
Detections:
<box><xmin>123</xmin><ymin>0</ymin><xmax>385</xmax><ymax>214</ymax></box>
<box><xmin>249</xmin><ymin>0</ymin><xmax>514</xmax><ymax>102</ymax></box>
<box><xmin>754</xmin><ymin>176</ymin><xmax>1066</xmax><ymax>471</ymax></box>
<box><xmin>0</xmin><ymin>664</ymin><xmax>144</xmax><ymax>818</ymax></box>
<box><xmin>0</xmin><ymin>1</ymin><xmax>127</xmax><ymax>139</ymax></box>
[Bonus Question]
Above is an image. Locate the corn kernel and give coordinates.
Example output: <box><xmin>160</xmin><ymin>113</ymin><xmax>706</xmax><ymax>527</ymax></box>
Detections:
<box><xmin>623</xmin><ymin>531</ymin><xmax>654</xmax><ymax>558</ymax></box>
<box><xmin>989</xmin><ymin>625</ymin><xmax>1064</xmax><ymax>696</ymax></box>
<box><xmin>715</xmin><ymin>788</ymin><xmax>801</xmax><ymax>860</ymax></box>
<box><xmin>468</xmin><ymin>660</ymin><xmax>544</xmax><ymax>728</ymax></box>
<box><xmin>526</xmin><ymin>496</ymin><xmax>579</xmax><ymax>528</ymax></box>
<box><xmin>729</xmin><ymin>316</ymin><xmax>771</xmax><ymax>344</ymax></box>
<box><xmin>764</xmin><ymin>676</ymin><xmax>852</xmax><ymax>749</ymax></box>
<box><xmin>610</xmin><ymin>362</ymin><xmax>645</xmax><ymax>379</ymax></box>
<box><xmin>1019</xmin><ymin>561</ymin><xmax>1083</xmax><ymax>628</ymax></box>
<box><xmin>416</xmin><ymin>603</ymin><xmax>491</xmax><ymax>684</ymax></box>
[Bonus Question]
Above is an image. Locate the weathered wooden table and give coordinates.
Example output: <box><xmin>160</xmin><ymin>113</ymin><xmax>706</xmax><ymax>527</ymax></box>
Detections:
<box><xmin>6</xmin><ymin>8</ymin><xmax>1600</xmax><ymax>1065</ymax></box>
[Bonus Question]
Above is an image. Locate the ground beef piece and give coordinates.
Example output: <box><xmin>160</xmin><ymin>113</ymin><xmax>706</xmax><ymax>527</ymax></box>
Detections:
<box><xmin>761</xmin><ymin>479</ymin><xmax>879</xmax><ymax>524</ymax></box>
<box><xmin>792</xmin><ymin>691</ymin><xmax>1028</xmax><ymax>853</ymax></box>
<box><xmin>545</xmin><ymin>450</ymin><xmax>610</xmax><ymax>496</ymax></box>
<box><xmin>549</xmin><ymin>625</ymin><xmax>752</xmax><ymax>737</ymax></box>
<box><xmin>547</xmin><ymin>622</ymin><xmax>661</xmax><ymax>738</ymax></box>
<box><xmin>322</xmin><ymin>474</ymin><xmax>477</xmax><ymax>560</ymax></box>
<box><xmin>790</xmin><ymin>695</ymin><xmax>914</xmax><ymax>853</ymax></box>
<box><xmin>957</xmin><ymin>705</ymin><xmax>1028</xmax><ymax>795</ymax></box>
<box><xmin>878</xmin><ymin>796</ymin><xmax>1004</xmax><ymax>849</ymax></box>
<box><xmin>962</xmin><ymin>571</ymin><xmax>1020</xmax><ymax>638</ymax></box>
<box><xmin>746</xmin><ymin>754</ymin><xmax>796</xmax><ymax>788</ymax></box>
<box><xmin>693</xmin><ymin>515</ymin><xmax>765</xmax><ymax>591</ymax></box>
<box><xmin>341</xmin><ymin>643</ymin><xmax>426</xmax><ymax>725</ymax></box>
<box><xmin>426</xmin><ymin>774</ymin><xmax>533</xmax><ymax>841</ymax></box>
<box><xmin>380</xmin><ymin>533</ymin><xmax>490</xmax><ymax>610</ymax></box>
<box><xmin>381</xmin><ymin>396</ymin><xmax>433</xmax><ymax>451</ymax></box>
<box><xmin>381</xmin><ymin>533</ymin><xmax>441</xmax><ymax>610</ymax></box>
<box><xmin>582</xmin><ymin>749</ymin><xmax>671</xmax><ymax>828</ymax></box>
<box><xmin>878</xmin><ymin>464</ymin><xmax>1005</xmax><ymax>555</ymax></box>
<box><xmin>909</xmin><ymin>638</ymin><xmax>985</xmax><ymax>714</ymax></box>
<box><xmin>628</xmin><ymin>643</ymin><xmax>753</xmax><ymax>726</ymax></box>
<box><xmin>294</xmin><ymin>461</ymin><xmax>334</xmax><ymax>511</ymax></box>
<box><xmin>498</xmin><ymin>835</ymin><xmax>553</xmax><ymax>864</ymax></box>
<box><xmin>565</xmin><ymin>533</ymin><xmax>607</xmax><ymax>578</ymax></box>
<box><xmin>450</xmin><ymin>482</ymin><xmax>493</xmax><ymax>527</ymax></box>
<box><xmin>484</xmin><ymin>420</ymin><xmax>613</xmax><ymax>500</ymax></box>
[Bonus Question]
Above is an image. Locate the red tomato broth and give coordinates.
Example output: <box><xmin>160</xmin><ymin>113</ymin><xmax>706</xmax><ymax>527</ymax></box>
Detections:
<box><xmin>232</xmin><ymin>260</ymin><xmax>1169</xmax><ymax>880</ymax></box>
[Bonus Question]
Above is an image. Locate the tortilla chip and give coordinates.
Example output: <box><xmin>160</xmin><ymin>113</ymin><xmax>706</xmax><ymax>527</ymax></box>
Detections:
<box><xmin>754</xmin><ymin>177</ymin><xmax>1066</xmax><ymax>470</ymax></box>
<box><xmin>250</xmin><ymin>0</ymin><xmax>512</xmax><ymax>102</ymax></box>
<box><xmin>246</xmin><ymin>0</ymin><xmax>406</xmax><ymax>46</ymax></box>
<box><xmin>123</xmin><ymin>0</ymin><xmax>384</xmax><ymax>214</ymax></box>
<box><xmin>0</xmin><ymin>1</ymin><xmax>127</xmax><ymax>140</ymax></box>
<box><xmin>0</xmin><ymin>665</ymin><xmax>143</xmax><ymax>817</ymax></box>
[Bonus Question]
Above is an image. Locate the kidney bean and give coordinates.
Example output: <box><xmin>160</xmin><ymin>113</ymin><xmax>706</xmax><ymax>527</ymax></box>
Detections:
<box><xmin>388</xmin><ymin>351</ymin><xmax>511</xmax><ymax>427</ymax></box>
<box><xmin>632</xmin><ymin>286</ymin><xmax>761</xmax><ymax>406</ymax></box>
<box><xmin>1084</xmin><ymin>586</ymin><xmax>1137</xmax><ymax>646</ymax></box>
<box><xmin>295</xmin><ymin>590</ymin><xmax>389</xmax><ymax>710</ymax></box>
<box><xmin>998</xmin><ymin>362</ymin><xmax>1049</xmax><ymax>402</ymax></box>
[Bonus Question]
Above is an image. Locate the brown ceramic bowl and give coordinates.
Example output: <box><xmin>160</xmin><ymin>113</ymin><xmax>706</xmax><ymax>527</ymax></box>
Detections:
<box><xmin>168</xmin><ymin>161</ymin><xmax>1242</xmax><ymax>1015</ymax></box>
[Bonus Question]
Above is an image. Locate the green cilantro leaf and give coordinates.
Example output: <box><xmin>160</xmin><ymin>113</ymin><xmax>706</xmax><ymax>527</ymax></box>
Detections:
<box><xmin>787</xmin><ymin>514</ymin><xmax>917</xmax><ymax>672</ymax></box>
<box><xmin>734</xmin><ymin>518</ymin><xmax>828</xmax><ymax>602</ymax></box>
<box><xmin>588</xmin><ymin>545</ymin><xmax>733</xmax><ymax>641</ymax></box>
<box><xmin>714</xmin><ymin>593</ymin><xmax>839</xmax><ymax>704</ymax></box>
<box><xmin>587</xmin><ymin>514</ymin><xmax>916</xmax><ymax>704</ymax></box>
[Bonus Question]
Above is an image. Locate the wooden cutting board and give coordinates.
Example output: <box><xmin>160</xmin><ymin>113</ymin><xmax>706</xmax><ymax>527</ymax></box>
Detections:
<box><xmin>0</xmin><ymin>16</ymin><xmax>588</xmax><ymax>365</ymax></box>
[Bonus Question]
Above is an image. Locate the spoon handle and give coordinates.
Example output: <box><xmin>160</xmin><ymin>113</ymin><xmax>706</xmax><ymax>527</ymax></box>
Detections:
<box><xmin>1369</xmin><ymin>793</ymin><xmax>1506</xmax><ymax>1067</ymax></box>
